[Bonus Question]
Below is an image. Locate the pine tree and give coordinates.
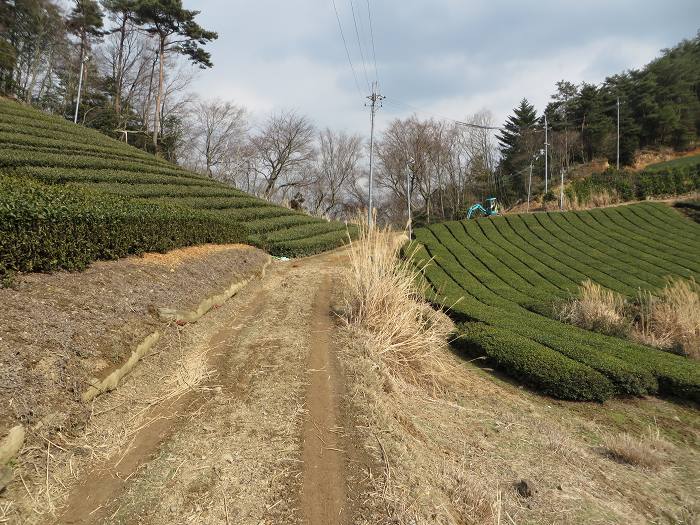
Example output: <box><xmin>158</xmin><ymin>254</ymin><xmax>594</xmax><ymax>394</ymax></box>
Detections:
<box><xmin>101</xmin><ymin>0</ymin><xmax>140</xmax><ymax>115</ymax></box>
<box><xmin>497</xmin><ymin>99</ymin><xmax>539</xmax><ymax>198</ymax></box>
<box><xmin>135</xmin><ymin>0</ymin><xmax>217</xmax><ymax>151</ymax></box>
<box><xmin>67</xmin><ymin>0</ymin><xmax>104</xmax><ymax>119</ymax></box>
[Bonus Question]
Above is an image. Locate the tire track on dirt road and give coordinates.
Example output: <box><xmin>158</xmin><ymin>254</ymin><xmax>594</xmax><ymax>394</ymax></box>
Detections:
<box><xmin>301</xmin><ymin>273</ymin><xmax>347</xmax><ymax>524</ymax></box>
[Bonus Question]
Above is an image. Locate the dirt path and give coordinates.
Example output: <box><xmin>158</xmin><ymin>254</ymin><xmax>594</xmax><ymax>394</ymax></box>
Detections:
<box><xmin>301</xmin><ymin>274</ymin><xmax>347</xmax><ymax>524</ymax></box>
<box><xmin>29</xmin><ymin>249</ymin><xmax>358</xmax><ymax>525</ymax></box>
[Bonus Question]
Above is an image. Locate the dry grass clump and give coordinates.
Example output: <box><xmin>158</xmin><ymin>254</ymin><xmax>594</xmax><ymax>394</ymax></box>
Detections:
<box><xmin>558</xmin><ymin>278</ymin><xmax>700</xmax><ymax>357</ymax></box>
<box><xmin>634</xmin><ymin>278</ymin><xmax>700</xmax><ymax>358</ymax></box>
<box><xmin>341</xmin><ymin>218</ymin><xmax>454</xmax><ymax>387</ymax></box>
<box><xmin>557</xmin><ymin>280</ymin><xmax>630</xmax><ymax>337</ymax></box>
<box><xmin>602</xmin><ymin>427</ymin><xmax>674</xmax><ymax>470</ymax></box>
<box><xmin>563</xmin><ymin>189</ymin><xmax>620</xmax><ymax>211</ymax></box>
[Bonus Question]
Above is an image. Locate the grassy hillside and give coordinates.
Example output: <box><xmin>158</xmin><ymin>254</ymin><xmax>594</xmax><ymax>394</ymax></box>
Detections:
<box><xmin>0</xmin><ymin>99</ymin><xmax>353</xmax><ymax>275</ymax></box>
<box><xmin>645</xmin><ymin>153</ymin><xmax>700</xmax><ymax>172</ymax></box>
<box><xmin>566</xmin><ymin>154</ymin><xmax>700</xmax><ymax>205</ymax></box>
<box><xmin>408</xmin><ymin>202</ymin><xmax>700</xmax><ymax>402</ymax></box>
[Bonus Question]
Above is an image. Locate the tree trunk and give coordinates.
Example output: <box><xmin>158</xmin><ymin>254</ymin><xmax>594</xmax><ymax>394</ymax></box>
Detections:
<box><xmin>115</xmin><ymin>15</ymin><xmax>127</xmax><ymax>115</ymax></box>
<box><xmin>153</xmin><ymin>36</ymin><xmax>165</xmax><ymax>152</ymax></box>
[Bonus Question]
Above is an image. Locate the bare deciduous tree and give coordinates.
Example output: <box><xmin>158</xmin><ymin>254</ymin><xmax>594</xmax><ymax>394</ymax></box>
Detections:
<box><xmin>307</xmin><ymin>128</ymin><xmax>362</xmax><ymax>217</ymax></box>
<box><xmin>186</xmin><ymin>98</ymin><xmax>247</xmax><ymax>178</ymax></box>
<box><xmin>249</xmin><ymin>110</ymin><xmax>315</xmax><ymax>200</ymax></box>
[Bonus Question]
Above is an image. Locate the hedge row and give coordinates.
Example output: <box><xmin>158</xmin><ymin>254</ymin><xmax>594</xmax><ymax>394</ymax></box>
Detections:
<box><xmin>152</xmin><ymin>195</ymin><xmax>275</xmax><ymax>211</ymax></box>
<box><xmin>251</xmin><ymin>221</ymin><xmax>348</xmax><ymax>246</ymax></box>
<box><xmin>268</xmin><ymin>226</ymin><xmax>355</xmax><ymax>257</ymax></box>
<box><xmin>561</xmin><ymin>210</ymin><xmax>695</xmax><ymax>280</ymax></box>
<box><xmin>71</xmin><ymin>182</ymin><xmax>246</xmax><ymax>198</ymax></box>
<box><xmin>0</xmin><ymin>100</ymin><xmax>358</xmax><ymax>261</ymax></box>
<box><xmin>245</xmin><ymin>214</ymin><xmax>320</xmax><ymax>234</ymax></box>
<box><xmin>470</xmin><ymin>219</ymin><xmax>580</xmax><ymax>293</ymax></box>
<box><xmin>0</xmin><ymin>175</ymin><xmax>247</xmax><ymax>275</ymax></box>
<box><xmin>0</xmin><ymin>148</ymin><xmax>206</xmax><ymax>181</ymax></box>
<box><xmin>0</xmin><ymin>129</ymin><xmax>170</xmax><ymax>169</ymax></box>
<box><xmin>5</xmin><ymin>166</ymin><xmax>222</xmax><ymax>188</ymax></box>
<box><xmin>567</xmin><ymin>160</ymin><xmax>700</xmax><ymax>203</ymax></box>
<box><xmin>577</xmin><ymin>208</ymin><xmax>697</xmax><ymax>277</ymax></box>
<box><xmin>453</xmin><ymin>322</ymin><xmax>614</xmax><ymax>401</ymax></box>
<box><xmin>406</xmin><ymin>204</ymin><xmax>700</xmax><ymax>402</ymax></box>
<box><xmin>458</xmin><ymin>220</ymin><xmax>569</xmax><ymax>295</ymax></box>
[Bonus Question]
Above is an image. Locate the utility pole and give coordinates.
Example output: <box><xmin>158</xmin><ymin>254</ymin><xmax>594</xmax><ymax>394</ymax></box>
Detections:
<box><xmin>527</xmin><ymin>162</ymin><xmax>533</xmax><ymax>212</ymax></box>
<box><xmin>406</xmin><ymin>162</ymin><xmax>412</xmax><ymax>238</ymax></box>
<box><xmin>544</xmin><ymin>113</ymin><xmax>549</xmax><ymax>193</ymax></box>
<box><xmin>366</xmin><ymin>81</ymin><xmax>384</xmax><ymax>228</ymax></box>
<box><xmin>616</xmin><ymin>96</ymin><xmax>620</xmax><ymax>170</ymax></box>
<box><xmin>560</xmin><ymin>167</ymin><xmax>565</xmax><ymax>210</ymax></box>
<box><xmin>74</xmin><ymin>53</ymin><xmax>90</xmax><ymax>124</ymax></box>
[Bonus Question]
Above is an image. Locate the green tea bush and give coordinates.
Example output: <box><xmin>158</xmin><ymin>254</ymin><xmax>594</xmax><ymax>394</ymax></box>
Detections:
<box><xmin>405</xmin><ymin>203</ymin><xmax>700</xmax><ymax>402</ymax></box>
<box><xmin>568</xmin><ymin>159</ymin><xmax>700</xmax><ymax>203</ymax></box>
<box><xmin>453</xmin><ymin>322</ymin><xmax>614</xmax><ymax>401</ymax></box>
<box><xmin>0</xmin><ymin>175</ymin><xmax>247</xmax><ymax>274</ymax></box>
<box><xmin>0</xmin><ymin>99</ymin><xmax>358</xmax><ymax>260</ymax></box>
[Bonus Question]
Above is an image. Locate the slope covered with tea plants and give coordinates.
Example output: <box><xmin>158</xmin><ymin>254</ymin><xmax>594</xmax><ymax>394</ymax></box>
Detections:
<box><xmin>408</xmin><ymin>203</ymin><xmax>700</xmax><ymax>402</ymax></box>
<box><xmin>0</xmin><ymin>99</ymin><xmax>352</xmax><ymax>275</ymax></box>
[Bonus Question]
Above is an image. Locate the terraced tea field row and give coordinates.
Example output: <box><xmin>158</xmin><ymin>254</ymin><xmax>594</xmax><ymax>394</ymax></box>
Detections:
<box><xmin>409</xmin><ymin>203</ymin><xmax>700</xmax><ymax>402</ymax></box>
<box><xmin>0</xmin><ymin>99</ymin><xmax>352</xmax><ymax>275</ymax></box>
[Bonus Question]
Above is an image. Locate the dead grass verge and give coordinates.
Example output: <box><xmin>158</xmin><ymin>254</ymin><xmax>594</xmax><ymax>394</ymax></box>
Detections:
<box><xmin>341</xmin><ymin>218</ymin><xmax>454</xmax><ymax>390</ymax></box>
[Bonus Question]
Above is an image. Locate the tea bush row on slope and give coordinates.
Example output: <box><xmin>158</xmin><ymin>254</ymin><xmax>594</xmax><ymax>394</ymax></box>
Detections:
<box><xmin>0</xmin><ymin>148</ymin><xmax>204</xmax><ymax>180</ymax></box>
<box><xmin>0</xmin><ymin>175</ymin><xmax>247</xmax><ymax>275</ymax></box>
<box><xmin>266</xmin><ymin>226</ymin><xmax>356</xmax><ymax>258</ymax></box>
<box><xmin>415</xmin><ymin>229</ymin><xmax>661</xmax><ymax>398</ymax></box>
<box><xmin>408</xmin><ymin>241</ymin><xmax>616</xmax><ymax>401</ymax></box>
<box><xmin>408</xmin><ymin>204</ymin><xmax>700</xmax><ymax>402</ymax></box>
<box><xmin>0</xmin><ymin>99</ymin><xmax>354</xmax><ymax>259</ymax></box>
<box><xmin>72</xmin><ymin>182</ymin><xmax>247</xmax><ymax>198</ymax></box>
<box><xmin>567</xmin><ymin>158</ymin><xmax>700</xmax><ymax>202</ymax></box>
<box><xmin>577</xmin><ymin>208</ymin><xmax>697</xmax><ymax>277</ymax></box>
<box><xmin>453</xmin><ymin>322</ymin><xmax>614</xmax><ymax>401</ymax></box>
<box><xmin>5</xmin><ymin>166</ymin><xmax>222</xmax><ymax>187</ymax></box>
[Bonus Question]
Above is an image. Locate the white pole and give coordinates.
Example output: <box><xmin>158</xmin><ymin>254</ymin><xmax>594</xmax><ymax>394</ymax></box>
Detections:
<box><xmin>366</xmin><ymin>81</ymin><xmax>383</xmax><ymax>228</ymax></box>
<box><xmin>616</xmin><ymin>96</ymin><xmax>620</xmax><ymax>170</ymax></box>
<box><xmin>560</xmin><ymin>167</ymin><xmax>565</xmax><ymax>210</ymax></box>
<box><xmin>368</xmin><ymin>91</ymin><xmax>375</xmax><ymax>227</ymax></box>
<box><xmin>74</xmin><ymin>53</ymin><xmax>88</xmax><ymax>124</ymax></box>
<box><xmin>406</xmin><ymin>163</ymin><xmax>412</xmax><ymax>238</ymax></box>
<box><xmin>544</xmin><ymin>113</ymin><xmax>548</xmax><ymax>193</ymax></box>
<box><xmin>527</xmin><ymin>162</ymin><xmax>533</xmax><ymax>212</ymax></box>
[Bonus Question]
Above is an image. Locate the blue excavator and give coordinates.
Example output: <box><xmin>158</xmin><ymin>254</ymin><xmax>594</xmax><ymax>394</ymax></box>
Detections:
<box><xmin>467</xmin><ymin>197</ymin><xmax>499</xmax><ymax>219</ymax></box>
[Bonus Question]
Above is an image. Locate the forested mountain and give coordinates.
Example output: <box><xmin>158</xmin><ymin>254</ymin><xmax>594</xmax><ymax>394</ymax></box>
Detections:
<box><xmin>498</xmin><ymin>32</ymin><xmax>700</xmax><ymax>201</ymax></box>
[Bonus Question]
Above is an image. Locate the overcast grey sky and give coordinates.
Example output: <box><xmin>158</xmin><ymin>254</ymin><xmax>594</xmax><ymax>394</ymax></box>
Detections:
<box><xmin>188</xmin><ymin>1</ymin><xmax>699</xmax><ymax>134</ymax></box>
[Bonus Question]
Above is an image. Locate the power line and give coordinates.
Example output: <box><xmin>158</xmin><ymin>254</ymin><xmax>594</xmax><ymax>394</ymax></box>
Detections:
<box><xmin>349</xmin><ymin>0</ymin><xmax>371</xmax><ymax>90</ymax></box>
<box><xmin>365</xmin><ymin>0</ymin><xmax>379</xmax><ymax>84</ymax></box>
<box><xmin>330</xmin><ymin>0</ymin><xmax>364</xmax><ymax>100</ymax></box>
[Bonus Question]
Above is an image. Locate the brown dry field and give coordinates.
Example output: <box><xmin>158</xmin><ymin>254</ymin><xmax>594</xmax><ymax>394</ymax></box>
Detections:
<box><xmin>0</xmin><ymin>243</ymin><xmax>698</xmax><ymax>524</ymax></box>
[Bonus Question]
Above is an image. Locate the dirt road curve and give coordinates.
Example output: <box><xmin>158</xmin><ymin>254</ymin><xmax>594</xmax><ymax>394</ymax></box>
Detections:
<box><xmin>47</xmin><ymin>249</ymin><xmax>363</xmax><ymax>525</ymax></box>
